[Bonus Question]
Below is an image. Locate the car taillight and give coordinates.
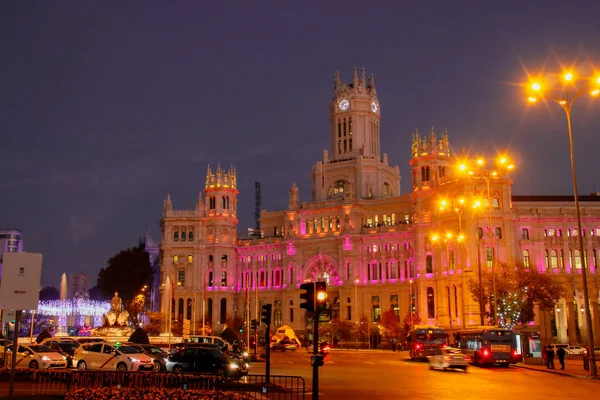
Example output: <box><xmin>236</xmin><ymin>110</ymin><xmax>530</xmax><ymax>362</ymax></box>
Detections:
<box><xmin>415</xmin><ymin>344</ymin><xmax>421</xmax><ymax>350</ymax></box>
<box><xmin>464</xmin><ymin>356</ymin><xmax>472</xmax><ymax>361</ymax></box>
<box><xmin>323</xmin><ymin>346</ymin><xmax>330</xmax><ymax>351</ymax></box>
<box><xmin>482</xmin><ymin>348</ymin><xmax>489</xmax><ymax>357</ymax></box>
<box><xmin>512</xmin><ymin>350</ymin><xmax>518</xmax><ymax>357</ymax></box>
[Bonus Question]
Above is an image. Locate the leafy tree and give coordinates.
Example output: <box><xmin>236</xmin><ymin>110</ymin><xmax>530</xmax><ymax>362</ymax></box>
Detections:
<box><xmin>144</xmin><ymin>311</ymin><xmax>163</xmax><ymax>336</ymax></box>
<box><xmin>39</xmin><ymin>286</ymin><xmax>60</xmax><ymax>301</ymax></box>
<box><xmin>401</xmin><ymin>312</ymin><xmax>421</xmax><ymax>338</ymax></box>
<box><xmin>333</xmin><ymin>319</ymin><xmax>356</xmax><ymax>347</ymax></box>
<box><xmin>97</xmin><ymin>243</ymin><xmax>153</xmax><ymax>302</ymax></box>
<box><xmin>468</xmin><ymin>261</ymin><xmax>565</xmax><ymax>327</ymax></box>
<box><xmin>378</xmin><ymin>310</ymin><xmax>400</xmax><ymax>342</ymax></box>
<box><xmin>356</xmin><ymin>314</ymin><xmax>370</xmax><ymax>342</ymax></box>
<box><xmin>125</xmin><ymin>295</ymin><xmax>145</xmax><ymax>326</ymax></box>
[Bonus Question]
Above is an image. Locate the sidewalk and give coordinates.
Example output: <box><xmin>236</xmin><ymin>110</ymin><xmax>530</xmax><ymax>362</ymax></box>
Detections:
<box><xmin>512</xmin><ymin>358</ymin><xmax>599</xmax><ymax>379</ymax></box>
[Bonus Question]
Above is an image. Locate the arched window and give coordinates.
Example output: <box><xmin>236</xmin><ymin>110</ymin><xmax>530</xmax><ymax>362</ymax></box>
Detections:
<box><xmin>522</xmin><ymin>250</ymin><xmax>530</xmax><ymax>267</ymax></box>
<box><xmin>178</xmin><ymin>298</ymin><xmax>184</xmax><ymax>320</ymax></box>
<box><xmin>560</xmin><ymin>250</ymin><xmax>565</xmax><ymax>268</ymax></box>
<box><xmin>181</xmin><ymin>231</ymin><xmax>186</xmax><ymax>240</ymax></box>
<box><xmin>220</xmin><ymin>298</ymin><xmax>227</xmax><ymax>323</ymax></box>
<box><xmin>572</xmin><ymin>250</ymin><xmax>582</xmax><ymax>269</ymax></box>
<box><xmin>209</xmin><ymin>255</ymin><xmax>214</xmax><ymax>263</ymax></box>
<box><xmin>221</xmin><ymin>254</ymin><xmax>228</xmax><ymax>267</ymax></box>
<box><xmin>260</xmin><ymin>271</ymin><xmax>266</xmax><ymax>286</ymax></box>
<box><xmin>221</xmin><ymin>270</ymin><xmax>227</xmax><ymax>286</ymax></box>
<box><xmin>187</xmin><ymin>298</ymin><xmax>192</xmax><ymax>320</ymax></box>
<box><xmin>188</xmin><ymin>231</ymin><xmax>194</xmax><ymax>241</ymax></box>
<box><xmin>208</xmin><ymin>271</ymin><xmax>214</xmax><ymax>286</ymax></box>
<box><xmin>521</xmin><ymin>229</ymin><xmax>529</xmax><ymax>240</ymax></box>
<box><xmin>493</xmin><ymin>197</ymin><xmax>500</xmax><ymax>207</ymax></box>
<box><xmin>495</xmin><ymin>227</ymin><xmax>502</xmax><ymax>239</ymax></box>
<box><xmin>449</xmin><ymin>251</ymin><xmax>455</xmax><ymax>270</ymax></box>
<box><xmin>274</xmin><ymin>307</ymin><xmax>282</xmax><ymax>326</ymax></box>
<box><xmin>382</xmin><ymin>182</ymin><xmax>391</xmax><ymax>197</ymax></box>
<box><xmin>545</xmin><ymin>250</ymin><xmax>549</xmax><ymax>269</ymax></box>
<box><xmin>334</xmin><ymin>180</ymin><xmax>346</xmax><ymax>195</ymax></box>
<box><xmin>550</xmin><ymin>250</ymin><xmax>558</xmax><ymax>269</ymax></box>
<box><xmin>426</xmin><ymin>287</ymin><xmax>435</xmax><ymax>319</ymax></box>
<box><xmin>426</xmin><ymin>255</ymin><xmax>433</xmax><ymax>273</ymax></box>
<box><xmin>174</xmin><ymin>231</ymin><xmax>179</xmax><ymax>241</ymax></box>
<box><xmin>289</xmin><ymin>266</ymin><xmax>294</xmax><ymax>284</ymax></box>
<box><xmin>477</xmin><ymin>228</ymin><xmax>483</xmax><ymax>239</ymax></box>
<box><xmin>207</xmin><ymin>298</ymin><xmax>213</xmax><ymax>323</ymax></box>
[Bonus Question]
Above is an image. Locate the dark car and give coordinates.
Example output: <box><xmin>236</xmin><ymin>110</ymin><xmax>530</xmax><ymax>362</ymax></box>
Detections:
<box><xmin>126</xmin><ymin>343</ymin><xmax>168</xmax><ymax>371</ymax></box>
<box><xmin>165</xmin><ymin>346</ymin><xmax>243</xmax><ymax>379</ymax></box>
<box><xmin>41</xmin><ymin>339</ymin><xmax>79</xmax><ymax>368</ymax></box>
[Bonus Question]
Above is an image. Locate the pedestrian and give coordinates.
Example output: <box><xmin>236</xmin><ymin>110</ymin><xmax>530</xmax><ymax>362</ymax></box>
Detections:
<box><xmin>392</xmin><ymin>339</ymin><xmax>397</xmax><ymax>352</ymax></box>
<box><xmin>556</xmin><ymin>346</ymin><xmax>566</xmax><ymax>370</ymax></box>
<box><xmin>545</xmin><ymin>346</ymin><xmax>555</xmax><ymax>369</ymax></box>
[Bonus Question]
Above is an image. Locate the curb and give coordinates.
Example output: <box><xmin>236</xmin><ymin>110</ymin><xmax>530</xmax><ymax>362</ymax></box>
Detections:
<box><xmin>511</xmin><ymin>364</ymin><xmax>594</xmax><ymax>379</ymax></box>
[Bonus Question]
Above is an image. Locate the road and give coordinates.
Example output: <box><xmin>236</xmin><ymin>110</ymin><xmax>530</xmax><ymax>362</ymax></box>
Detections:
<box><xmin>251</xmin><ymin>349</ymin><xmax>599</xmax><ymax>399</ymax></box>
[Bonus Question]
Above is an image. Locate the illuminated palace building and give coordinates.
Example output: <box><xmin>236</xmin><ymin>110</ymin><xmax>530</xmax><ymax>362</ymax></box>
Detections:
<box><xmin>159</xmin><ymin>68</ymin><xmax>600</xmax><ymax>346</ymax></box>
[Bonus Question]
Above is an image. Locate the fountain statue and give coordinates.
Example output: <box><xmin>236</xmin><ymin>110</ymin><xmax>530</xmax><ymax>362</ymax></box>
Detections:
<box><xmin>90</xmin><ymin>292</ymin><xmax>133</xmax><ymax>337</ymax></box>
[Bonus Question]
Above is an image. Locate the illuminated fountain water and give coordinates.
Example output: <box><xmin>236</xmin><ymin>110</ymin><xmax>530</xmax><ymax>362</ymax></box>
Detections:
<box><xmin>60</xmin><ymin>273</ymin><xmax>67</xmax><ymax>301</ymax></box>
<box><xmin>56</xmin><ymin>273</ymin><xmax>69</xmax><ymax>335</ymax></box>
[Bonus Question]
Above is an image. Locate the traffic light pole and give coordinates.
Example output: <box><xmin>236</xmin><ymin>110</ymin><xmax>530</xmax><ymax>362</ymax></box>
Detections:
<box><xmin>312</xmin><ymin>311</ymin><xmax>319</xmax><ymax>400</ymax></box>
<box><xmin>265</xmin><ymin>322</ymin><xmax>271</xmax><ymax>385</ymax></box>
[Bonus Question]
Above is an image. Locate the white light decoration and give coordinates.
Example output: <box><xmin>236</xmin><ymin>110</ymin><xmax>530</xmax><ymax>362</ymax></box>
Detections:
<box><xmin>37</xmin><ymin>299</ymin><xmax>110</xmax><ymax>319</ymax></box>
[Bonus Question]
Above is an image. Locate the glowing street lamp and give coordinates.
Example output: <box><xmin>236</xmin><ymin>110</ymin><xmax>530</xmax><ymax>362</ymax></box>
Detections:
<box><xmin>524</xmin><ymin>66</ymin><xmax>599</xmax><ymax>378</ymax></box>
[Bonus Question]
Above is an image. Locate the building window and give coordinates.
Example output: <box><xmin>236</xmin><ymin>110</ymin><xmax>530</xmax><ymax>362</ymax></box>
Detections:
<box><xmin>493</xmin><ymin>197</ymin><xmax>500</xmax><ymax>207</ymax></box>
<box><xmin>274</xmin><ymin>269</ymin><xmax>282</xmax><ymax>286</ymax></box>
<box><xmin>208</xmin><ymin>271</ymin><xmax>214</xmax><ymax>286</ymax></box>
<box><xmin>449</xmin><ymin>251</ymin><xmax>456</xmax><ymax>270</ymax></box>
<box><xmin>260</xmin><ymin>271</ymin><xmax>266</xmax><ymax>286</ymax></box>
<box><xmin>173</xmin><ymin>231</ymin><xmax>179</xmax><ymax>241</ymax></box>
<box><xmin>545</xmin><ymin>250</ymin><xmax>549</xmax><ymax>269</ymax></box>
<box><xmin>453</xmin><ymin>285</ymin><xmax>459</xmax><ymax>317</ymax></box>
<box><xmin>486</xmin><ymin>248</ymin><xmax>493</xmax><ymax>267</ymax></box>
<box><xmin>571</xmin><ymin>250</ymin><xmax>582</xmax><ymax>269</ymax></box>
<box><xmin>383</xmin><ymin>182</ymin><xmax>390</xmax><ymax>197</ymax></box>
<box><xmin>209</xmin><ymin>255</ymin><xmax>214</xmax><ymax>263</ymax></box>
<box><xmin>426</xmin><ymin>255</ymin><xmax>433</xmax><ymax>273</ymax></box>
<box><xmin>522</xmin><ymin>250</ymin><xmax>530</xmax><ymax>268</ymax></box>
<box><xmin>426</xmin><ymin>287</ymin><xmax>435</xmax><ymax>319</ymax></box>
<box><xmin>521</xmin><ymin>229</ymin><xmax>529</xmax><ymax>240</ymax></box>
<box><xmin>209</xmin><ymin>197</ymin><xmax>216</xmax><ymax>210</ymax></box>
<box><xmin>178</xmin><ymin>270</ymin><xmax>185</xmax><ymax>286</ymax></box>
<box><xmin>173</xmin><ymin>255</ymin><xmax>179</xmax><ymax>264</ymax></box>
<box><xmin>477</xmin><ymin>227</ymin><xmax>483</xmax><ymax>239</ymax></box>
<box><xmin>188</xmin><ymin>231</ymin><xmax>194</xmax><ymax>241</ymax></box>
<box><xmin>371</xmin><ymin>296</ymin><xmax>381</xmax><ymax>323</ymax></box>
<box><xmin>560</xmin><ymin>250</ymin><xmax>565</xmax><ymax>268</ymax></box>
<box><xmin>495</xmin><ymin>227</ymin><xmax>502</xmax><ymax>239</ymax></box>
<box><xmin>391</xmin><ymin>295</ymin><xmax>400</xmax><ymax>318</ymax></box>
<box><xmin>221</xmin><ymin>270</ymin><xmax>227</xmax><ymax>286</ymax></box>
<box><xmin>274</xmin><ymin>307</ymin><xmax>282</xmax><ymax>326</ymax></box>
<box><xmin>550</xmin><ymin>250</ymin><xmax>558</xmax><ymax>269</ymax></box>
<box><xmin>220</xmin><ymin>298</ymin><xmax>227</xmax><ymax>323</ymax></box>
<box><xmin>334</xmin><ymin>180</ymin><xmax>345</xmax><ymax>195</ymax></box>
<box><xmin>187</xmin><ymin>255</ymin><xmax>193</xmax><ymax>264</ymax></box>
<box><xmin>181</xmin><ymin>231</ymin><xmax>186</xmax><ymax>240</ymax></box>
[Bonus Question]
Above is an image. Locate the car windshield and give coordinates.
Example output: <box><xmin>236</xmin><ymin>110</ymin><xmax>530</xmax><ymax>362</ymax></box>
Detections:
<box><xmin>29</xmin><ymin>345</ymin><xmax>53</xmax><ymax>353</ymax></box>
<box><xmin>59</xmin><ymin>343</ymin><xmax>78</xmax><ymax>351</ymax></box>
<box><xmin>208</xmin><ymin>349</ymin><xmax>228</xmax><ymax>360</ymax></box>
<box><xmin>119</xmin><ymin>345</ymin><xmax>144</xmax><ymax>354</ymax></box>
<box><xmin>148</xmin><ymin>346</ymin><xmax>166</xmax><ymax>355</ymax></box>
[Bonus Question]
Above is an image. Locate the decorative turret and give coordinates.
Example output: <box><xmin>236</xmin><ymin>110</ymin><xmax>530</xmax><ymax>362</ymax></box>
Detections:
<box><xmin>163</xmin><ymin>193</ymin><xmax>172</xmax><ymax>211</ymax></box>
<box><xmin>411</xmin><ymin>127</ymin><xmax>450</xmax><ymax>158</ymax></box>
<box><xmin>288</xmin><ymin>182</ymin><xmax>300</xmax><ymax>210</ymax></box>
<box><xmin>410</xmin><ymin>127</ymin><xmax>453</xmax><ymax>192</ymax></box>
<box><xmin>205</xmin><ymin>164</ymin><xmax>237</xmax><ymax>189</ymax></box>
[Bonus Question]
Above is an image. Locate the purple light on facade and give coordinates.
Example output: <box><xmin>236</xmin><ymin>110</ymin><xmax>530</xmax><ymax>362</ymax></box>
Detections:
<box><xmin>287</xmin><ymin>241</ymin><xmax>295</xmax><ymax>255</ymax></box>
<box><xmin>425</xmin><ymin>273</ymin><xmax>433</xmax><ymax>279</ymax></box>
<box><xmin>300</xmin><ymin>222</ymin><xmax>306</xmax><ymax>235</ymax></box>
<box><xmin>344</xmin><ymin>236</ymin><xmax>352</xmax><ymax>251</ymax></box>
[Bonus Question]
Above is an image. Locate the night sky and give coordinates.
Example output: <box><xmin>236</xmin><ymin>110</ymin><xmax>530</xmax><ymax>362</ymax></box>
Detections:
<box><xmin>2</xmin><ymin>1</ymin><xmax>600</xmax><ymax>288</ymax></box>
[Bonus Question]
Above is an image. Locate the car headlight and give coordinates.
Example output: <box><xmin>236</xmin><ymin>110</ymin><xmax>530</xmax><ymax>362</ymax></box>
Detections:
<box><xmin>41</xmin><ymin>356</ymin><xmax>51</xmax><ymax>361</ymax></box>
<box><xmin>229</xmin><ymin>363</ymin><xmax>239</xmax><ymax>369</ymax></box>
<box><xmin>242</xmin><ymin>352</ymin><xmax>248</xmax><ymax>357</ymax></box>
<box><xmin>127</xmin><ymin>357</ymin><xmax>140</xmax><ymax>363</ymax></box>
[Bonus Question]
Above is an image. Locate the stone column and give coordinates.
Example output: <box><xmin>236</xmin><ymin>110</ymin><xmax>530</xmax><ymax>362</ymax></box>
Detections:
<box><xmin>567</xmin><ymin>301</ymin><xmax>578</xmax><ymax>345</ymax></box>
<box><xmin>591</xmin><ymin>288</ymin><xmax>600</xmax><ymax>347</ymax></box>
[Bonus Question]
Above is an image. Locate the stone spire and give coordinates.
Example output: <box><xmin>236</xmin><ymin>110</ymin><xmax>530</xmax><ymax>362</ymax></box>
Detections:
<box><xmin>429</xmin><ymin>126</ymin><xmax>437</xmax><ymax>152</ymax></box>
<box><xmin>368</xmin><ymin>73</ymin><xmax>376</xmax><ymax>94</ymax></box>
<box><xmin>360</xmin><ymin>67</ymin><xmax>366</xmax><ymax>87</ymax></box>
<box><xmin>334</xmin><ymin>70</ymin><xmax>341</xmax><ymax>91</ymax></box>
<box><xmin>163</xmin><ymin>193</ymin><xmax>172</xmax><ymax>211</ymax></box>
<box><xmin>352</xmin><ymin>66</ymin><xmax>358</xmax><ymax>86</ymax></box>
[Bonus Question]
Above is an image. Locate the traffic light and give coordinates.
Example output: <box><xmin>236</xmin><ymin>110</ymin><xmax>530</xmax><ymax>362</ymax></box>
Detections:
<box><xmin>315</xmin><ymin>282</ymin><xmax>328</xmax><ymax>313</ymax></box>
<box><xmin>251</xmin><ymin>319</ymin><xmax>258</xmax><ymax>331</ymax></box>
<box><xmin>239</xmin><ymin>325</ymin><xmax>243</xmax><ymax>333</ymax></box>
<box><xmin>311</xmin><ymin>354</ymin><xmax>325</xmax><ymax>367</ymax></box>
<box><xmin>300</xmin><ymin>282</ymin><xmax>315</xmax><ymax>312</ymax></box>
<box><xmin>261</xmin><ymin>304</ymin><xmax>272</xmax><ymax>326</ymax></box>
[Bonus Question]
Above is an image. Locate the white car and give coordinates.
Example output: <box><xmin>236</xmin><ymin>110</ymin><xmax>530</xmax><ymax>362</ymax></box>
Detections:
<box><xmin>566</xmin><ymin>346</ymin><xmax>585</xmax><ymax>355</ymax></box>
<box><xmin>8</xmin><ymin>344</ymin><xmax>67</xmax><ymax>369</ymax></box>
<box><xmin>428</xmin><ymin>348</ymin><xmax>470</xmax><ymax>371</ymax></box>
<box><xmin>73</xmin><ymin>342</ymin><xmax>154</xmax><ymax>371</ymax></box>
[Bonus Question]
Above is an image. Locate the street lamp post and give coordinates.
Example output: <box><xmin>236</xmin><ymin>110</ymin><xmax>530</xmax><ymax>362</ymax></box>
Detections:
<box><xmin>527</xmin><ymin>69</ymin><xmax>599</xmax><ymax>378</ymax></box>
<box><xmin>458</xmin><ymin>157</ymin><xmax>514</xmax><ymax>326</ymax></box>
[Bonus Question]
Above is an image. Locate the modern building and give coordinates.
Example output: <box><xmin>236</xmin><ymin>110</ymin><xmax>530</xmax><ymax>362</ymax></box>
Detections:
<box><xmin>159</xmin><ymin>68</ymin><xmax>600</xmax><ymax>346</ymax></box>
<box><xmin>0</xmin><ymin>228</ymin><xmax>24</xmax><ymax>279</ymax></box>
<box><xmin>68</xmin><ymin>273</ymin><xmax>91</xmax><ymax>299</ymax></box>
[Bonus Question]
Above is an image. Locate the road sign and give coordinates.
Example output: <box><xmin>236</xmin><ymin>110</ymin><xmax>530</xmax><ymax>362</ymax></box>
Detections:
<box><xmin>0</xmin><ymin>252</ymin><xmax>42</xmax><ymax>310</ymax></box>
<box><xmin>1</xmin><ymin>309</ymin><xmax>16</xmax><ymax>323</ymax></box>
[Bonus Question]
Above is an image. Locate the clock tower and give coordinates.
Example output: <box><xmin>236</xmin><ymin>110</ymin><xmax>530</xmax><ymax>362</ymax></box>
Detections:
<box><xmin>330</xmin><ymin>67</ymin><xmax>381</xmax><ymax>160</ymax></box>
<box><xmin>311</xmin><ymin>68</ymin><xmax>401</xmax><ymax>201</ymax></box>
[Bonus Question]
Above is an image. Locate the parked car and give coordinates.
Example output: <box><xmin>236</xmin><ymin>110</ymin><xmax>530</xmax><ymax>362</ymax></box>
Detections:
<box><xmin>566</xmin><ymin>346</ymin><xmax>585</xmax><ymax>355</ymax></box>
<box><xmin>548</xmin><ymin>344</ymin><xmax>569</xmax><ymax>354</ymax></box>
<box><xmin>165</xmin><ymin>346</ymin><xmax>244</xmax><ymax>379</ymax></box>
<box><xmin>73</xmin><ymin>342</ymin><xmax>154</xmax><ymax>371</ymax></box>
<box><xmin>125</xmin><ymin>343</ymin><xmax>168</xmax><ymax>371</ymax></box>
<box><xmin>7</xmin><ymin>344</ymin><xmax>67</xmax><ymax>369</ymax></box>
<box><xmin>428</xmin><ymin>348</ymin><xmax>470</xmax><ymax>371</ymax></box>
<box><xmin>41</xmin><ymin>339</ymin><xmax>80</xmax><ymax>367</ymax></box>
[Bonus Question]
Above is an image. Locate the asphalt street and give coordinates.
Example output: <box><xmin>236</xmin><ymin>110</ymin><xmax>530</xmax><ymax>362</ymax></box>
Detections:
<box><xmin>250</xmin><ymin>350</ymin><xmax>599</xmax><ymax>399</ymax></box>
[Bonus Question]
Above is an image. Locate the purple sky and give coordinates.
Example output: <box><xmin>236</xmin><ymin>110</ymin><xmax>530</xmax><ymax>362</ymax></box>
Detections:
<box><xmin>2</xmin><ymin>1</ymin><xmax>600</xmax><ymax>287</ymax></box>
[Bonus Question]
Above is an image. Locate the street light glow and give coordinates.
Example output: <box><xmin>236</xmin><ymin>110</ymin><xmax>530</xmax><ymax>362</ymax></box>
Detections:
<box><xmin>499</xmin><ymin>157</ymin><xmax>507</xmax><ymax>164</ymax></box>
<box><xmin>458</xmin><ymin>163</ymin><xmax>467</xmax><ymax>171</ymax></box>
<box><xmin>531</xmin><ymin>82</ymin><xmax>541</xmax><ymax>91</ymax></box>
<box><xmin>564</xmin><ymin>72</ymin><xmax>573</xmax><ymax>81</ymax></box>
<box><xmin>459</xmin><ymin>198</ymin><xmax>465</xmax><ymax>204</ymax></box>
<box><xmin>591</xmin><ymin>89</ymin><xmax>600</xmax><ymax>96</ymax></box>
<box><xmin>477</xmin><ymin>158</ymin><xmax>484</xmax><ymax>165</ymax></box>
<box><xmin>431</xmin><ymin>234</ymin><xmax>439</xmax><ymax>242</ymax></box>
<box><xmin>528</xmin><ymin>97</ymin><xmax>538</xmax><ymax>103</ymax></box>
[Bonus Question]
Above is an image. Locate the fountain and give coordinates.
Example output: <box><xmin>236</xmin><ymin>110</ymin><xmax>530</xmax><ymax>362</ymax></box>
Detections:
<box><xmin>90</xmin><ymin>292</ymin><xmax>133</xmax><ymax>337</ymax></box>
<box><xmin>55</xmin><ymin>273</ymin><xmax>69</xmax><ymax>336</ymax></box>
<box><xmin>160</xmin><ymin>276</ymin><xmax>172</xmax><ymax>338</ymax></box>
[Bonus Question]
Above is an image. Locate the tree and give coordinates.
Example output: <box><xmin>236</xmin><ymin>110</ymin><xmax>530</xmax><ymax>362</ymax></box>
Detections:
<box><xmin>144</xmin><ymin>311</ymin><xmax>163</xmax><ymax>336</ymax></box>
<box><xmin>97</xmin><ymin>243</ymin><xmax>153</xmax><ymax>302</ymax></box>
<box><xmin>468</xmin><ymin>261</ymin><xmax>565</xmax><ymax>327</ymax></box>
<box><xmin>378</xmin><ymin>310</ymin><xmax>400</xmax><ymax>342</ymax></box>
<box><xmin>401</xmin><ymin>312</ymin><xmax>421</xmax><ymax>338</ymax></box>
<box><xmin>332</xmin><ymin>319</ymin><xmax>355</xmax><ymax>348</ymax></box>
<box><xmin>356</xmin><ymin>314</ymin><xmax>370</xmax><ymax>342</ymax></box>
<box><xmin>124</xmin><ymin>295</ymin><xmax>145</xmax><ymax>326</ymax></box>
<box><xmin>39</xmin><ymin>286</ymin><xmax>60</xmax><ymax>301</ymax></box>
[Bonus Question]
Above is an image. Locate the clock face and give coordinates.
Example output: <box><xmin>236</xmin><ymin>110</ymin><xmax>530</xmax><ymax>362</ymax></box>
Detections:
<box><xmin>371</xmin><ymin>102</ymin><xmax>378</xmax><ymax>113</ymax></box>
<box><xmin>339</xmin><ymin>99</ymin><xmax>349</xmax><ymax>111</ymax></box>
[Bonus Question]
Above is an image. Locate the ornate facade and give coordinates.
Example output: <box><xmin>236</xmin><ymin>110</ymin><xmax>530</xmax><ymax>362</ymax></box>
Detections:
<box><xmin>159</xmin><ymin>68</ymin><xmax>600</xmax><ymax>346</ymax></box>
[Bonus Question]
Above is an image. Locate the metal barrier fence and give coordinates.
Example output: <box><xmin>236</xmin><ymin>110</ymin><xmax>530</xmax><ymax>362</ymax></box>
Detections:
<box><xmin>31</xmin><ymin>370</ymin><xmax>305</xmax><ymax>399</ymax></box>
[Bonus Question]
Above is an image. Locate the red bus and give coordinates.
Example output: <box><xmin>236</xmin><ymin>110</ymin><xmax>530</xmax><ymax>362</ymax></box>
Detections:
<box><xmin>406</xmin><ymin>325</ymin><xmax>448</xmax><ymax>360</ymax></box>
